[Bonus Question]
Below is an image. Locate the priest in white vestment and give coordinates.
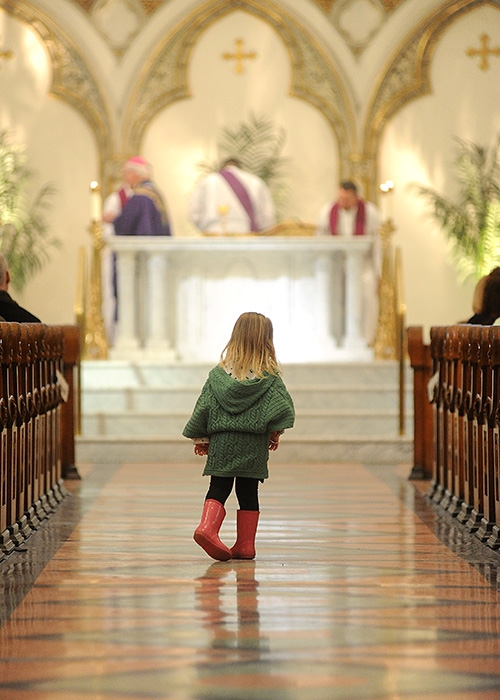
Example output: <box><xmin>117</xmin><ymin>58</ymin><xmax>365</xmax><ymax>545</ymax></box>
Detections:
<box><xmin>188</xmin><ymin>158</ymin><xmax>276</xmax><ymax>234</ymax></box>
<box><xmin>316</xmin><ymin>181</ymin><xmax>382</xmax><ymax>345</ymax></box>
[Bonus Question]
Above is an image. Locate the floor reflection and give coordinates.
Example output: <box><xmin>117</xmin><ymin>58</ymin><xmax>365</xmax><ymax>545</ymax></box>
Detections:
<box><xmin>196</xmin><ymin>560</ymin><xmax>270</xmax><ymax>656</ymax></box>
<box><xmin>2</xmin><ymin>463</ymin><xmax>500</xmax><ymax>699</ymax></box>
<box><xmin>411</xmin><ymin>483</ymin><xmax>500</xmax><ymax>590</ymax></box>
<box><xmin>0</xmin><ymin>491</ymin><xmax>82</xmax><ymax>625</ymax></box>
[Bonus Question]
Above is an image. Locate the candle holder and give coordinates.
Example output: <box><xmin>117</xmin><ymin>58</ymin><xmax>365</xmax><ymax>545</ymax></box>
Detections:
<box><xmin>82</xmin><ymin>219</ymin><xmax>108</xmax><ymax>360</ymax></box>
<box><xmin>90</xmin><ymin>180</ymin><xmax>102</xmax><ymax>221</ymax></box>
<box><xmin>374</xmin><ymin>219</ymin><xmax>397</xmax><ymax>360</ymax></box>
<box><xmin>379</xmin><ymin>180</ymin><xmax>395</xmax><ymax>222</ymax></box>
<box><xmin>217</xmin><ymin>204</ymin><xmax>229</xmax><ymax>234</ymax></box>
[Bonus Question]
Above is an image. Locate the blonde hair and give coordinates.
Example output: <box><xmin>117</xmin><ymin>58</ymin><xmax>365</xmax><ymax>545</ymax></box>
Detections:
<box><xmin>220</xmin><ymin>312</ymin><xmax>280</xmax><ymax>380</ymax></box>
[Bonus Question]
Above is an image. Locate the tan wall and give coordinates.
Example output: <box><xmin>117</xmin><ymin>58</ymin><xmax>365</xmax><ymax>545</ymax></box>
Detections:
<box><xmin>0</xmin><ymin>0</ymin><xmax>498</xmax><ymax>336</ymax></box>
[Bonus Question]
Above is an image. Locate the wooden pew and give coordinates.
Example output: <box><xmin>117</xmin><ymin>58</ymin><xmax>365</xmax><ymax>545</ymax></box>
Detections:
<box><xmin>409</xmin><ymin>324</ymin><xmax>500</xmax><ymax>549</ymax></box>
<box><xmin>407</xmin><ymin>326</ymin><xmax>433</xmax><ymax>480</ymax></box>
<box><xmin>0</xmin><ymin>323</ymin><xmax>79</xmax><ymax>556</ymax></box>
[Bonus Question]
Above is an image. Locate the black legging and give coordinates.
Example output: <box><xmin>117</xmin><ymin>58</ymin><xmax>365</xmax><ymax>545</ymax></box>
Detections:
<box><xmin>206</xmin><ymin>476</ymin><xmax>259</xmax><ymax>511</ymax></box>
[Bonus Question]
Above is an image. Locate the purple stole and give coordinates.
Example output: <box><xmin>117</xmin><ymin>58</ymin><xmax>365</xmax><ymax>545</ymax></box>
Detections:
<box><xmin>118</xmin><ymin>187</ymin><xmax>128</xmax><ymax>209</ymax></box>
<box><xmin>219</xmin><ymin>169</ymin><xmax>257</xmax><ymax>231</ymax></box>
<box><xmin>329</xmin><ymin>199</ymin><xmax>366</xmax><ymax>235</ymax></box>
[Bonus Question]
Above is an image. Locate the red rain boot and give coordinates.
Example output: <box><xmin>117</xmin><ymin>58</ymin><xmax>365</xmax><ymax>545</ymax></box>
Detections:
<box><xmin>231</xmin><ymin>510</ymin><xmax>260</xmax><ymax>560</ymax></box>
<box><xmin>194</xmin><ymin>499</ymin><xmax>232</xmax><ymax>561</ymax></box>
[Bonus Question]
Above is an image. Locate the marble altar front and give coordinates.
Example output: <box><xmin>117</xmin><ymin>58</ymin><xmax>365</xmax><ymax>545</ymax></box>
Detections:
<box><xmin>104</xmin><ymin>235</ymin><xmax>374</xmax><ymax>363</ymax></box>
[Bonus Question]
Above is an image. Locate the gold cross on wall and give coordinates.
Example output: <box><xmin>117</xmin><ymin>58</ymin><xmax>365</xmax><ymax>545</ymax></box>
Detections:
<box><xmin>222</xmin><ymin>39</ymin><xmax>257</xmax><ymax>74</ymax></box>
<box><xmin>466</xmin><ymin>33</ymin><xmax>500</xmax><ymax>71</ymax></box>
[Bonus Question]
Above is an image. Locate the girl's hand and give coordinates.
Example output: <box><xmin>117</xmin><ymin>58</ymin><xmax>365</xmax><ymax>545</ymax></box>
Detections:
<box><xmin>194</xmin><ymin>443</ymin><xmax>209</xmax><ymax>456</ymax></box>
<box><xmin>269</xmin><ymin>431</ymin><xmax>280</xmax><ymax>451</ymax></box>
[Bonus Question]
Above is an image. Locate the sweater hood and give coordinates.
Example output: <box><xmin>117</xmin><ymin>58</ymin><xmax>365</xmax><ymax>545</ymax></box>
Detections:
<box><xmin>208</xmin><ymin>365</ymin><xmax>277</xmax><ymax>414</ymax></box>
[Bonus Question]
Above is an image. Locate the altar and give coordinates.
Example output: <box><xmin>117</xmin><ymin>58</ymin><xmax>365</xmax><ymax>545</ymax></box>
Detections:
<box><xmin>104</xmin><ymin>234</ymin><xmax>375</xmax><ymax>363</ymax></box>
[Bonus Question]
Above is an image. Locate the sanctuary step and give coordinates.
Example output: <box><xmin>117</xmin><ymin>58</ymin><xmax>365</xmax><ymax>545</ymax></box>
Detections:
<box><xmin>76</xmin><ymin>360</ymin><xmax>414</xmax><ymax>464</ymax></box>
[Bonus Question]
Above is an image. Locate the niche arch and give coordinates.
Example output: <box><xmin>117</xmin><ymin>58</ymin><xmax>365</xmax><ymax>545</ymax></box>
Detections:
<box><xmin>122</xmin><ymin>0</ymin><xmax>358</xmax><ymax>182</ymax></box>
<box><xmin>4</xmin><ymin>0</ymin><xmax>114</xmax><ymax>176</ymax></box>
<box><xmin>363</xmin><ymin>0</ymin><xmax>500</xmax><ymax>199</ymax></box>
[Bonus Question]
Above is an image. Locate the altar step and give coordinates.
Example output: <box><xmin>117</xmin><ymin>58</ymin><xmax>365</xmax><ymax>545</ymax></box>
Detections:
<box><xmin>76</xmin><ymin>360</ymin><xmax>414</xmax><ymax>464</ymax></box>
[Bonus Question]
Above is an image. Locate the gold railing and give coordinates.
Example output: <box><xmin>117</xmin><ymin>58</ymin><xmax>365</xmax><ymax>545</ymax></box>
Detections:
<box><xmin>395</xmin><ymin>247</ymin><xmax>406</xmax><ymax>435</ymax></box>
<box><xmin>374</xmin><ymin>218</ymin><xmax>406</xmax><ymax>434</ymax></box>
<box><xmin>75</xmin><ymin>221</ymin><xmax>108</xmax><ymax>361</ymax></box>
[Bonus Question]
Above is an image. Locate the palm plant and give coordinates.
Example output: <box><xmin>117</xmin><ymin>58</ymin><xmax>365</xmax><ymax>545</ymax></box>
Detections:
<box><xmin>198</xmin><ymin>113</ymin><xmax>290</xmax><ymax>217</ymax></box>
<box><xmin>0</xmin><ymin>130</ymin><xmax>59</xmax><ymax>291</ymax></box>
<box><xmin>412</xmin><ymin>135</ymin><xmax>500</xmax><ymax>280</ymax></box>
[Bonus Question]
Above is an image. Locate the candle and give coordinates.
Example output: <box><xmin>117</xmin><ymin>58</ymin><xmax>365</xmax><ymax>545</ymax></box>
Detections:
<box><xmin>90</xmin><ymin>180</ymin><xmax>101</xmax><ymax>221</ymax></box>
<box><xmin>379</xmin><ymin>180</ymin><xmax>394</xmax><ymax>221</ymax></box>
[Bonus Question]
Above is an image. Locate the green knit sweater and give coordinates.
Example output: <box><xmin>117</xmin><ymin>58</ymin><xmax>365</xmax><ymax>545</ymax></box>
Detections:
<box><xmin>183</xmin><ymin>365</ymin><xmax>295</xmax><ymax>479</ymax></box>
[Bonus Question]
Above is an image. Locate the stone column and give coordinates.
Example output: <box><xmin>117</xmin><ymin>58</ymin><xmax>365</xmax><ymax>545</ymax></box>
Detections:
<box><xmin>314</xmin><ymin>253</ymin><xmax>338</xmax><ymax>358</ymax></box>
<box><xmin>343</xmin><ymin>248</ymin><xmax>366</xmax><ymax>350</ymax></box>
<box><xmin>113</xmin><ymin>249</ymin><xmax>139</xmax><ymax>355</ymax></box>
<box><xmin>144</xmin><ymin>252</ymin><xmax>175</xmax><ymax>358</ymax></box>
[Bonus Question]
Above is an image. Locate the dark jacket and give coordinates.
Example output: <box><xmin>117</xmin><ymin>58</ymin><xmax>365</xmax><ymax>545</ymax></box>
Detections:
<box><xmin>0</xmin><ymin>290</ymin><xmax>41</xmax><ymax>323</ymax></box>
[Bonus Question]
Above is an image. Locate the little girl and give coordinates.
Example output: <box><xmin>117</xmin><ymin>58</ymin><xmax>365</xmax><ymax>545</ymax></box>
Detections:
<box><xmin>183</xmin><ymin>311</ymin><xmax>295</xmax><ymax>561</ymax></box>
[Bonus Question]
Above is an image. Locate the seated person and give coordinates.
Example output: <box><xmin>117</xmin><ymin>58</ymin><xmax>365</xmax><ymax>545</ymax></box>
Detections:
<box><xmin>0</xmin><ymin>252</ymin><xmax>41</xmax><ymax>323</ymax></box>
<box><xmin>466</xmin><ymin>267</ymin><xmax>500</xmax><ymax>325</ymax></box>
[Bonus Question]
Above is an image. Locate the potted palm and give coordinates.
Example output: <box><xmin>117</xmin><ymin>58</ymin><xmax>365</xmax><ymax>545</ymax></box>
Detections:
<box><xmin>412</xmin><ymin>135</ymin><xmax>500</xmax><ymax>281</ymax></box>
<box><xmin>0</xmin><ymin>130</ymin><xmax>59</xmax><ymax>291</ymax></box>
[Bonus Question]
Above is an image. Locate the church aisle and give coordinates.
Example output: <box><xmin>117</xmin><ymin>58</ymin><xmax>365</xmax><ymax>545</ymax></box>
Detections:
<box><xmin>1</xmin><ymin>460</ymin><xmax>500</xmax><ymax>700</ymax></box>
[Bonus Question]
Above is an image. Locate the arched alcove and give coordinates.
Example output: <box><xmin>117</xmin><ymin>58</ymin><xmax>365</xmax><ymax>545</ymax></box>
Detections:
<box><xmin>5</xmin><ymin>1</ymin><xmax>113</xmax><ymax>172</ymax></box>
<box><xmin>364</xmin><ymin>0</ymin><xmax>500</xmax><ymax>197</ymax></box>
<box><xmin>121</xmin><ymin>0</ymin><xmax>359</xmax><ymax>232</ymax></box>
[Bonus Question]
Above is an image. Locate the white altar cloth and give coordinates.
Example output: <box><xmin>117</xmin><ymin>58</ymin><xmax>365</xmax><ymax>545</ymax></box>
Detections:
<box><xmin>104</xmin><ymin>235</ymin><xmax>374</xmax><ymax>363</ymax></box>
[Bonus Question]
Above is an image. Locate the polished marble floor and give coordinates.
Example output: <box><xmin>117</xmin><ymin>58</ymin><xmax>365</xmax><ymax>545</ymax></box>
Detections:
<box><xmin>1</xmin><ymin>460</ymin><xmax>500</xmax><ymax>699</ymax></box>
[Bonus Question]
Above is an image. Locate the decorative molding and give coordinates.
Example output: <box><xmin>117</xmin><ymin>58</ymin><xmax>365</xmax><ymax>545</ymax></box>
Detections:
<box><xmin>312</xmin><ymin>0</ymin><xmax>404</xmax><ymax>12</ymax></box>
<box><xmin>332</xmin><ymin>0</ymin><xmax>386</xmax><ymax>57</ymax></box>
<box><xmin>314</xmin><ymin>0</ymin><xmax>335</xmax><ymax>11</ymax></box>
<box><xmin>2</xmin><ymin>1</ymin><xmax>113</xmax><ymax>179</ymax></box>
<box><xmin>122</xmin><ymin>0</ymin><xmax>357</xmax><ymax>181</ymax></box>
<box><xmin>313</xmin><ymin>0</ymin><xmax>403</xmax><ymax>58</ymax></box>
<box><xmin>90</xmin><ymin>0</ymin><xmax>146</xmax><ymax>59</ymax></box>
<box><xmin>380</xmin><ymin>0</ymin><xmax>404</xmax><ymax>9</ymax></box>
<box><xmin>71</xmin><ymin>0</ymin><xmax>160</xmax><ymax>14</ymax></box>
<box><xmin>0</xmin><ymin>34</ymin><xmax>14</xmax><ymax>66</ymax></box>
<box><xmin>363</xmin><ymin>0</ymin><xmax>500</xmax><ymax>200</ymax></box>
